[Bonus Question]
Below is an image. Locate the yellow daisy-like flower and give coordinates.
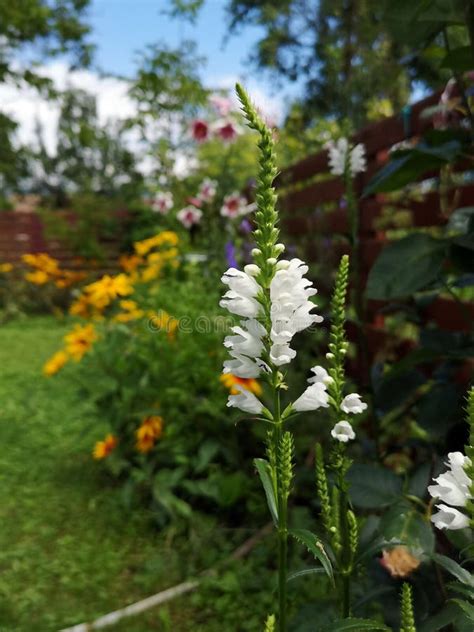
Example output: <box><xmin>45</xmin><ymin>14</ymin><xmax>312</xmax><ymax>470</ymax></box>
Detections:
<box><xmin>119</xmin><ymin>254</ymin><xmax>143</xmax><ymax>273</ymax></box>
<box><xmin>93</xmin><ymin>434</ymin><xmax>118</xmax><ymax>460</ymax></box>
<box><xmin>220</xmin><ymin>373</ymin><xmax>262</xmax><ymax>396</ymax></box>
<box><xmin>43</xmin><ymin>350</ymin><xmax>69</xmax><ymax>376</ymax></box>
<box><xmin>64</xmin><ymin>323</ymin><xmax>97</xmax><ymax>361</ymax></box>
<box><xmin>22</xmin><ymin>253</ymin><xmax>60</xmax><ymax>275</ymax></box>
<box><xmin>25</xmin><ymin>270</ymin><xmax>49</xmax><ymax>285</ymax></box>
<box><xmin>0</xmin><ymin>263</ymin><xmax>13</xmax><ymax>273</ymax></box>
<box><xmin>154</xmin><ymin>231</ymin><xmax>179</xmax><ymax>247</ymax></box>
<box><xmin>84</xmin><ymin>273</ymin><xmax>133</xmax><ymax>309</ymax></box>
<box><xmin>135</xmin><ymin>415</ymin><xmax>164</xmax><ymax>453</ymax></box>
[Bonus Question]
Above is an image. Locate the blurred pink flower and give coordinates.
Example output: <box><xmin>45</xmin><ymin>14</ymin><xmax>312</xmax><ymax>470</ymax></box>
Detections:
<box><xmin>150</xmin><ymin>192</ymin><xmax>173</xmax><ymax>215</ymax></box>
<box><xmin>198</xmin><ymin>178</ymin><xmax>217</xmax><ymax>203</ymax></box>
<box><xmin>177</xmin><ymin>205</ymin><xmax>203</xmax><ymax>229</ymax></box>
<box><xmin>191</xmin><ymin>119</ymin><xmax>209</xmax><ymax>142</ymax></box>
<box><xmin>220</xmin><ymin>193</ymin><xmax>253</xmax><ymax>218</ymax></box>
<box><xmin>214</xmin><ymin>119</ymin><xmax>240</xmax><ymax>143</ymax></box>
<box><xmin>209</xmin><ymin>95</ymin><xmax>233</xmax><ymax>116</ymax></box>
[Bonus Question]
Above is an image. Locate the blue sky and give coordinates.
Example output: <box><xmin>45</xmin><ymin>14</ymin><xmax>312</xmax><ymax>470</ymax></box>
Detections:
<box><xmin>89</xmin><ymin>0</ymin><xmax>290</xmax><ymax>95</ymax></box>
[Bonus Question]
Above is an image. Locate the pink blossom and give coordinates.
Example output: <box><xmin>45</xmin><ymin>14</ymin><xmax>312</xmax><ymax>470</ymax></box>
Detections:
<box><xmin>150</xmin><ymin>192</ymin><xmax>173</xmax><ymax>215</ymax></box>
<box><xmin>209</xmin><ymin>94</ymin><xmax>233</xmax><ymax>116</ymax></box>
<box><xmin>198</xmin><ymin>178</ymin><xmax>217</xmax><ymax>203</ymax></box>
<box><xmin>220</xmin><ymin>193</ymin><xmax>253</xmax><ymax>219</ymax></box>
<box><xmin>190</xmin><ymin>119</ymin><xmax>209</xmax><ymax>142</ymax></box>
<box><xmin>177</xmin><ymin>205</ymin><xmax>203</xmax><ymax>229</ymax></box>
<box><xmin>187</xmin><ymin>196</ymin><xmax>202</xmax><ymax>208</ymax></box>
<box><xmin>214</xmin><ymin>119</ymin><xmax>240</xmax><ymax>143</ymax></box>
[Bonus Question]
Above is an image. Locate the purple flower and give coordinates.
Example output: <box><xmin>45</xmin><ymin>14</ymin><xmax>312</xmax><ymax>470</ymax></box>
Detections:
<box><xmin>225</xmin><ymin>241</ymin><xmax>238</xmax><ymax>268</ymax></box>
<box><xmin>240</xmin><ymin>218</ymin><xmax>253</xmax><ymax>234</ymax></box>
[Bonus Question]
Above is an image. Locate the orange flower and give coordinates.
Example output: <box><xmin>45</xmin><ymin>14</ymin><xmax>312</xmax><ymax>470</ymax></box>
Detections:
<box><xmin>220</xmin><ymin>373</ymin><xmax>262</xmax><ymax>396</ymax></box>
<box><xmin>43</xmin><ymin>350</ymin><xmax>69</xmax><ymax>376</ymax></box>
<box><xmin>64</xmin><ymin>324</ymin><xmax>97</xmax><ymax>361</ymax></box>
<box><xmin>380</xmin><ymin>546</ymin><xmax>421</xmax><ymax>578</ymax></box>
<box><xmin>135</xmin><ymin>415</ymin><xmax>164</xmax><ymax>453</ymax></box>
<box><xmin>93</xmin><ymin>434</ymin><xmax>118</xmax><ymax>459</ymax></box>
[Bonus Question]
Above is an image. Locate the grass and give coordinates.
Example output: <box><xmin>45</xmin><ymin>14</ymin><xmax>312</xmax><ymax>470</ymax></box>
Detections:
<box><xmin>0</xmin><ymin>316</ymin><xmax>277</xmax><ymax>631</ymax></box>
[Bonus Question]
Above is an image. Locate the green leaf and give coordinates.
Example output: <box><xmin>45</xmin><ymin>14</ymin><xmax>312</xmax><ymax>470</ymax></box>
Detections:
<box><xmin>431</xmin><ymin>553</ymin><xmax>474</xmax><ymax>587</ymax></box>
<box><xmin>418</xmin><ymin>603</ymin><xmax>460</xmax><ymax>631</ymax></box>
<box><xmin>441</xmin><ymin>46</ymin><xmax>474</xmax><ymax>72</ymax></box>
<box><xmin>366</xmin><ymin>233</ymin><xmax>447</xmax><ymax>299</ymax></box>
<box><xmin>347</xmin><ymin>464</ymin><xmax>402</xmax><ymax>509</ymax></box>
<box><xmin>379</xmin><ymin>503</ymin><xmax>435</xmax><ymax>555</ymax></box>
<box><xmin>287</xmin><ymin>567</ymin><xmax>326</xmax><ymax>582</ymax></box>
<box><xmin>254</xmin><ymin>458</ymin><xmax>278</xmax><ymax>526</ymax></box>
<box><xmin>321</xmin><ymin>617</ymin><xmax>390</xmax><ymax>631</ymax></box>
<box><xmin>289</xmin><ymin>528</ymin><xmax>334</xmax><ymax>584</ymax></box>
<box><xmin>450</xmin><ymin>598</ymin><xmax>474</xmax><ymax>620</ymax></box>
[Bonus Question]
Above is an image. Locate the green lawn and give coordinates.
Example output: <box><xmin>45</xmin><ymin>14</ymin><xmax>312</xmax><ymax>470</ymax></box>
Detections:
<box><xmin>0</xmin><ymin>317</ymin><xmax>274</xmax><ymax>631</ymax></box>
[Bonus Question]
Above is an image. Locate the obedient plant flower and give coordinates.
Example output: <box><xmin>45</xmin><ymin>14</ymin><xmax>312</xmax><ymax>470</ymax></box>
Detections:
<box><xmin>431</xmin><ymin>504</ymin><xmax>470</xmax><ymax>530</ymax></box>
<box><xmin>308</xmin><ymin>365</ymin><xmax>334</xmax><ymax>385</ymax></box>
<box><xmin>177</xmin><ymin>205</ymin><xmax>203</xmax><ymax>229</ymax></box>
<box><xmin>190</xmin><ymin>119</ymin><xmax>209</xmax><ymax>142</ymax></box>
<box><xmin>227</xmin><ymin>384</ymin><xmax>264</xmax><ymax>414</ymax></box>
<box><xmin>340</xmin><ymin>393</ymin><xmax>367</xmax><ymax>414</ymax></box>
<box><xmin>429</xmin><ymin>451</ymin><xmax>472</xmax><ymax>530</ymax></box>
<box><xmin>293</xmin><ymin>382</ymin><xmax>329</xmax><ymax>412</ymax></box>
<box><xmin>220</xmin><ymin>267</ymin><xmax>261</xmax><ymax>318</ymax></box>
<box><xmin>326</xmin><ymin>138</ymin><xmax>367</xmax><ymax>177</ymax></box>
<box><xmin>331</xmin><ymin>420</ymin><xmax>355</xmax><ymax>443</ymax></box>
<box><xmin>150</xmin><ymin>192</ymin><xmax>173</xmax><ymax>214</ymax></box>
<box><xmin>198</xmin><ymin>178</ymin><xmax>217</xmax><ymax>202</ymax></box>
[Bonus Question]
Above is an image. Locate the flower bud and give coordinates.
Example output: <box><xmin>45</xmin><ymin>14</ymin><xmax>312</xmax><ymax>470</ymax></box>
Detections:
<box><xmin>326</xmin><ymin>352</ymin><xmax>335</xmax><ymax>359</ymax></box>
<box><xmin>276</xmin><ymin>260</ymin><xmax>290</xmax><ymax>270</ymax></box>
<box><xmin>251</xmin><ymin>248</ymin><xmax>262</xmax><ymax>257</ymax></box>
<box><xmin>274</xmin><ymin>243</ymin><xmax>285</xmax><ymax>255</ymax></box>
<box><xmin>244</xmin><ymin>264</ymin><xmax>261</xmax><ymax>277</ymax></box>
<box><xmin>267</xmin><ymin>257</ymin><xmax>277</xmax><ymax>265</ymax></box>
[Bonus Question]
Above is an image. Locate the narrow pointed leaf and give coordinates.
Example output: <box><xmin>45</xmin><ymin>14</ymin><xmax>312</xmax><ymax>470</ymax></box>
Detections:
<box><xmin>289</xmin><ymin>528</ymin><xmax>334</xmax><ymax>584</ymax></box>
<box><xmin>431</xmin><ymin>553</ymin><xmax>474</xmax><ymax>587</ymax></box>
<box><xmin>254</xmin><ymin>458</ymin><xmax>278</xmax><ymax>526</ymax></box>
<box><xmin>287</xmin><ymin>567</ymin><xmax>326</xmax><ymax>582</ymax></box>
<box><xmin>450</xmin><ymin>598</ymin><xmax>474</xmax><ymax>621</ymax></box>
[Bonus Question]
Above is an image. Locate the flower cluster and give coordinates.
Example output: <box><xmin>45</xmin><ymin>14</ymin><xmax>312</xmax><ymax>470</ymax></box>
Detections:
<box><xmin>22</xmin><ymin>253</ymin><xmax>86</xmax><ymax>288</ymax></box>
<box><xmin>428</xmin><ymin>452</ymin><xmax>472</xmax><ymax>530</ymax></box>
<box><xmin>325</xmin><ymin>138</ymin><xmax>367</xmax><ymax>177</ymax></box>
<box><xmin>190</xmin><ymin>93</ymin><xmax>241</xmax><ymax>144</ymax></box>
<box><xmin>43</xmin><ymin>323</ymin><xmax>98</xmax><ymax>375</ymax></box>
<box><xmin>135</xmin><ymin>415</ymin><xmax>164</xmax><ymax>453</ymax></box>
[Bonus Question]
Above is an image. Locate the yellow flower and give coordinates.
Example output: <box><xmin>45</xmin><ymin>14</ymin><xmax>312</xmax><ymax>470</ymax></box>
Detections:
<box><xmin>69</xmin><ymin>293</ymin><xmax>93</xmax><ymax>318</ymax></box>
<box><xmin>43</xmin><ymin>350</ymin><xmax>69</xmax><ymax>376</ymax></box>
<box><xmin>93</xmin><ymin>434</ymin><xmax>118</xmax><ymax>459</ymax></box>
<box><xmin>0</xmin><ymin>263</ymin><xmax>13</xmax><ymax>273</ymax></box>
<box><xmin>141</xmin><ymin>264</ymin><xmax>162</xmax><ymax>282</ymax></box>
<box><xmin>220</xmin><ymin>373</ymin><xmax>262</xmax><ymax>396</ymax></box>
<box><xmin>380</xmin><ymin>546</ymin><xmax>421</xmax><ymax>578</ymax></box>
<box><xmin>136</xmin><ymin>415</ymin><xmax>164</xmax><ymax>453</ymax></box>
<box><xmin>119</xmin><ymin>254</ymin><xmax>143</xmax><ymax>273</ymax></box>
<box><xmin>22</xmin><ymin>253</ymin><xmax>59</xmax><ymax>275</ymax></box>
<box><xmin>25</xmin><ymin>270</ymin><xmax>49</xmax><ymax>285</ymax></box>
<box><xmin>64</xmin><ymin>324</ymin><xmax>97</xmax><ymax>361</ymax></box>
<box><xmin>84</xmin><ymin>273</ymin><xmax>133</xmax><ymax>309</ymax></box>
<box><xmin>154</xmin><ymin>231</ymin><xmax>179</xmax><ymax>247</ymax></box>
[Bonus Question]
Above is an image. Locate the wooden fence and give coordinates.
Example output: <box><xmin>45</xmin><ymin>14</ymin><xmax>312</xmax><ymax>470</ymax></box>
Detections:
<box><xmin>275</xmin><ymin>89</ymin><xmax>474</xmax><ymax>382</ymax></box>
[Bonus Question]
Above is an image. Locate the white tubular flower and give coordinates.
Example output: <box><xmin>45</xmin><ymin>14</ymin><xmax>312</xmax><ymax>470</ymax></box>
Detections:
<box><xmin>446</xmin><ymin>452</ymin><xmax>472</xmax><ymax>488</ymax></box>
<box><xmin>350</xmin><ymin>143</ymin><xmax>367</xmax><ymax>175</ymax></box>
<box><xmin>308</xmin><ymin>365</ymin><xmax>333</xmax><ymax>386</ymax></box>
<box><xmin>223</xmin><ymin>353</ymin><xmax>262</xmax><ymax>378</ymax></box>
<box><xmin>326</xmin><ymin>138</ymin><xmax>367</xmax><ymax>177</ymax></box>
<box><xmin>428</xmin><ymin>471</ymin><xmax>470</xmax><ymax>507</ymax></box>
<box><xmin>151</xmin><ymin>191</ymin><xmax>173</xmax><ymax>214</ymax></box>
<box><xmin>340</xmin><ymin>393</ymin><xmax>367</xmax><ymax>414</ymax></box>
<box><xmin>224</xmin><ymin>319</ymin><xmax>265</xmax><ymax>358</ymax></box>
<box><xmin>220</xmin><ymin>268</ymin><xmax>262</xmax><ymax>318</ymax></box>
<box><xmin>326</xmin><ymin>138</ymin><xmax>348</xmax><ymax>175</ymax></box>
<box><xmin>431</xmin><ymin>505</ymin><xmax>470</xmax><ymax>531</ymax></box>
<box><xmin>268</xmin><ymin>258</ymin><xmax>323</xmax><ymax>366</ymax></box>
<box><xmin>293</xmin><ymin>382</ymin><xmax>329</xmax><ymax>412</ymax></box>
<box><xmin>331</xmin><ymin>420</ymin><xmax>355</xmax><ymax>443</ymax></box>
<box><xmin>227</xmin><ymin>384</ymin><xmax>263</xmax><ymax>414</ymax></box>
<box><xmin>270</xmin><ymin>342</ymin><xmax>297</xmax><ymax>366</ymax></box>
